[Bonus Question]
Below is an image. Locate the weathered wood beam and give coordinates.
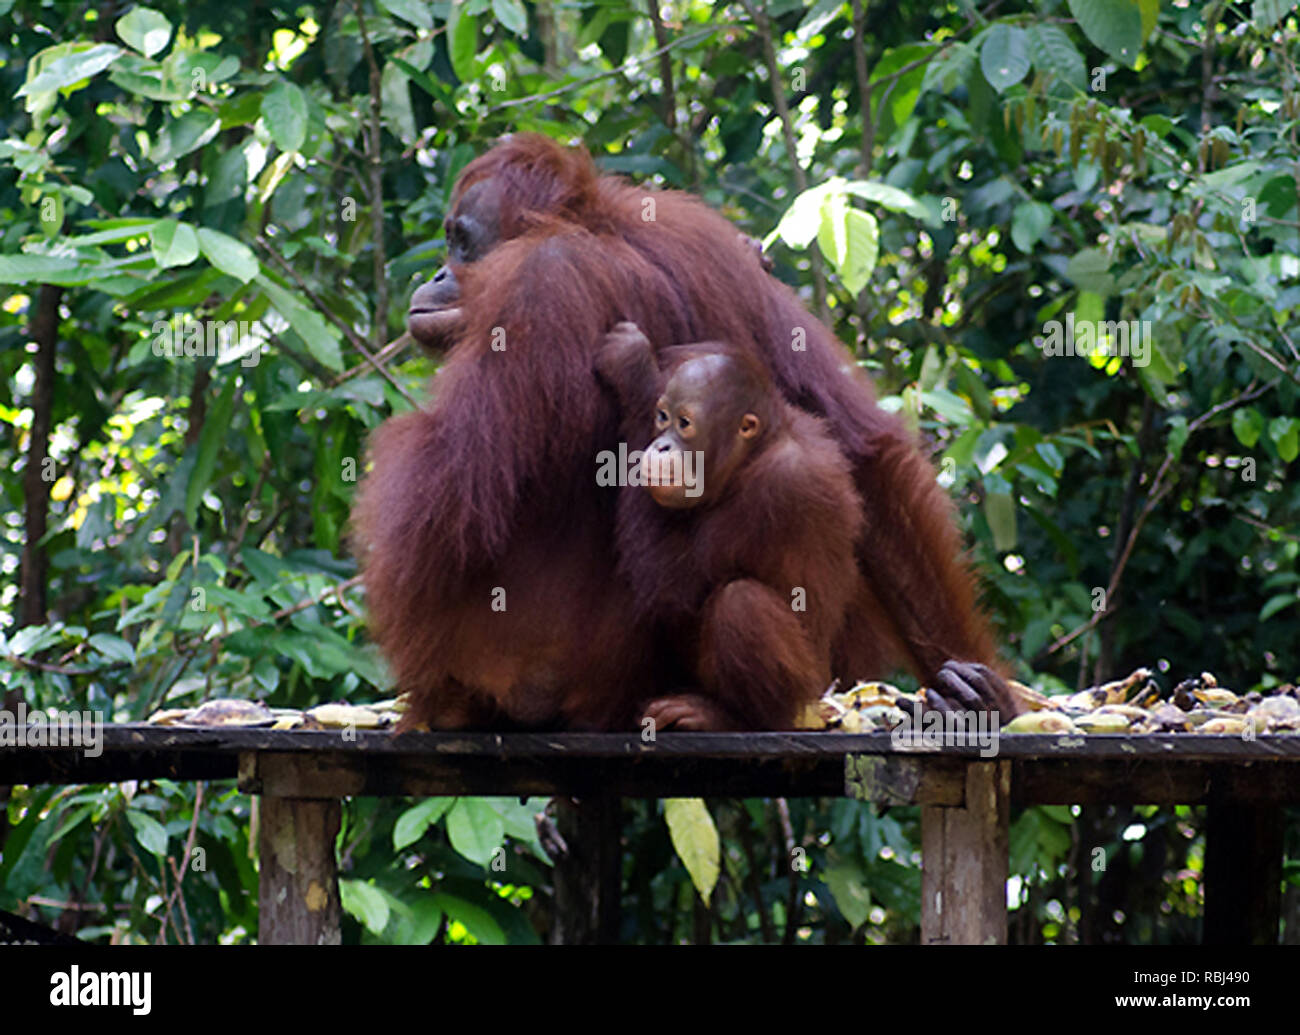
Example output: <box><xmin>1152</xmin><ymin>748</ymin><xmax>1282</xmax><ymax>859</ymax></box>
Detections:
<box><xmin>257</xmin><ymin>794</ymin><xmax>342</xmax><ymax>946</ymax></box>
<box><xmin>921</xmin><ymin>762</ymin><xmax>1011</xmax><ymax>945</ymax></box>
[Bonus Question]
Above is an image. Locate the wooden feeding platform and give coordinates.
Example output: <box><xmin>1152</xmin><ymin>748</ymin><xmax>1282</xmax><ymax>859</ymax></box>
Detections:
<box><xmin>4</xmin><ymin>726</ymin><xmax>1299</xmax><ymax>945</ymax></box>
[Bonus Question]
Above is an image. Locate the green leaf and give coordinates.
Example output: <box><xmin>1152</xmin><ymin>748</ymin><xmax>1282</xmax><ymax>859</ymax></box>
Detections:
<box><xmin>185</xmin><ymin>374</ymin><xmax>239</xmax><ymax>525</ymax></box>
<box><xmin>1015</xmin><ymin>462</ymin><xmax>1058</xmax><ymax>497</ymax></box>
<box><xmin>980</xmin><ymin>25</ymin><xmax>1031</xmax><ymax>92</ymax></box>
<box><xmin>0</xmin><ymin>254</ymin><xmax>73</xmax><ymax>281</ymax></box>
<box><xmin>206</xmin><ymin>146</ymin><xmax>249</xmax><ymax>207</ymax></box>
<box><xmin>1026</xmin><ymin>24</ymin><xmax>1086</xmax><ymax>90</ymax></box>
<box><xmin>772</xmin><ymin>182</ymin><xmax>833</xmax><ymax>249</ymax></box>
<box><xmin>0</xmin><ymin>254</ymin><xmax>129</xmax><ymax>285</ymax></box>
<box><xmin>597</xmin><ymin>17</ymin><xmax>630</xmax><ymax>66</ymax></box>
<box><xmin>926</xmin><ymin>39</ymin><xmax>977</xmax><ymax>93</ymax></box>
<box><xmin>487</xmin><ymin>797</ymin><xmax>547</xmax><ymax>856</ymax></box>
<box><xmin>1261</xmin><ymin>594</ymin><xmax>1299</xmax><ymax>622</ymax></box>
<box><xmin>389</xmin><ymin>55</ymin><xmax>454</xmax><ymax>105</ymax></box>
<box><xmin>446</xmin><ymin>799</ymin><xmax>506</xmax><ymax>866</ymax></box>
<box><xmin>381</xmin><ymin>57</ymin><xmax>417</xmax><ymax>143</ymax></box>
<box><xmin>1138</xmin><ymin>0</ymin><xmax>1159</xmax><ymax>40</ymax></box>
<box><xmin>800</xmin><ymin>0</ymin><xmax>846</xmax><ymax>36</ymax></box>
<box><xmin>261</xmin><ymin>81</ymin><xmax>308</xmax><ymax>154</ymax></box>
<box><xmin>340</xmin><ymin>879</ymin><xmax>391</xmax><ymax>935</ymax></box>
<box><xmin>1135</xmin><ymin>337</ymin><xmax>1176</xmax><ymax>389</ymax></box>
<box><xmin>1075</xmin><ymin>288</ymin><xmax>1103</xmax><ymax>327</ymax></box>
<box><xmin>1011</xmin><ymin>201</ymin><xmax>1054</xmax><ymax>252</ymax></box>
<box><xmin>379</xmin><ymin>0</ymin><xmax>434</xmax><ymax>29</ymax></box>
<box><xmin>51</xmin><ymin>804</ymin><xmax>94</xmax><ymax>841</ymax></box>
<box><xmin>1255</xmin><ymin>0</ymin><xmax>1299</xmax><ymax>29</ymax></box>
<box><xmin>9</xmin><ymin>625</ymin><xmax>61</xmax><ymax>656</ymax></box>
<box><xmin>664</xmin><ymin>798</ymin><xmax>720</xmax><ymax>907</ymax></box>
<box><xmin>825</xmin><ymin>862</ymin><xmax>872</xmax><ymax>930</ymax></box>
<box><xmin>1270</xmin><ymin>417</ymin><xmax>1299</xmax><ymax>462</ymax></box>
<box><xmin>390</xmin><ymin>898</ymin><xmax>444</xmax><ymax>945</ymax></box>
<box><xmin>1066</xmin><ymin>248</ymin><xmax>1115</xmax><ymax>295</ymax></box>
<box><xmin>197</xmin><ymin>227</ymin><xmax>258</xmax><ymax>283</ymax></box>
<box><xmin>254</xmin><ymin>274</ymin><xmax>344</xmax><ymax>371</ymax></box>
<box><xmin>818</xmin><ymin>191</ymin><xmax>847</xmax><ymax>266</ymax></box>
<box><xmin>430</xmin><ymin>892</ymin><xmax>505</xmax><ymax>944</ymax></box>
<box><xmin>1166</xmin><ymin>415</ymin><xmax>1189</xmax><ymax>460</ymax></box>
<box><xmin>154</xmin><ymin>109</ymin><xmax>220</xmax><ymax>164</ymax></box>
<box><xmin>64</xmin><ymin>218</ymin><xmax>159</xmax><ymax>247</ymax></box>
<box><xmin>1258</xmin><ymin>175</ymin><xmax>1298</xmax><ymax>218</ymax></box>
<box><xmin>394</xmin><ymin>798</ymin><xmax>453</xmax><ymax>851</ymax></box>
<box><xmin>448</xmin><ymin>7</ymin><xmax>479</xmax><ymax>83</ymax></box>
<box><xmin>167</xmin><ymin>49</ymin><xmax>239</xmax><ymax>89</ymax></box>
<box><xmin>18</xmin><ymin>43</ymin><xmax>123</xmax><ymax>98</ymax></box>
<box><xmin>1140</xmin><ymin>113</ymin><xmax>1175</xmax><ymax>138</ymax></box>
<box><xmin>842</xmin><ymin>180</ymin><xmax>933</xmax><ymax>223</ymax></box>
<box><xmin>492</xmin><ymin>0</ymin><xmax>528</xmax><ymax>34</ymax></box>
<box><xmin>918</xmin><ymin>344</ymin><xmax>943</xmax><ymax>393</ymax></box>
<box><xmin>150</xmin><ymin>219</ymin><xmax>200</xmax><ymax>268</ymax></box>
<box><xmin>88</xmin><ymin>633</ymin><xmax>135</xmax><ymax>664</ymax></box>
<box><xmin>38</xmin><ymin>192</ymin><xmax>63</xmax><ymax>239</ymax></box>
<box><xmin>116</xmin><ymin>6</ymin><xmax>173</xmax><ymax>58</ymax></box>
<box><xmin>983</xmin><ymin>490</ymin><xmax>1017</xmax><ymax>552</ymax></box>
<box><xmin>869</xmin><ymin>44</ymin><xmax>935</xmax><ymax>132</ymax></box>
<box><xmin>838</xmin><ymin>208</ymin><xmax>878</xmax><ymax>297</ymax></box>
<box><xmin>920</xmin><ymin>388</ymin><xmax>973</xmax><ymax>424</ymax></box>
<box><xmin>1232</xmin><ymin>407</ymin><xmax>1264</xmax><ymax>448</ymax></box>
<box><xmin>126</xmin><ymin>809</ymin><xmax>169</xmax><ymax>857</ymax></box>
<box><xmin>816</xmin><ymin>190</ymin><xmax>878</xmax><ymax>294</ymax></box>
<box><xmin>1068</xmin><ymin>0</ymin><xmax>1144</xmax><ymax>69</ymax></box>
<box><xmin>251</xmin><ymin>657</ymin><xmax>279</xmax><ymax>694</ymax></box>
<box><xmin>109</xmin><ymin>65</ymin><xmax>187</xmax><ymax>103</ymax></box>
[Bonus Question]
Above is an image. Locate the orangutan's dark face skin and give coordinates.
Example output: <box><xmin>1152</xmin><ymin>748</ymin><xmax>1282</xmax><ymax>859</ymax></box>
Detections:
<box><xmin>407</xmin><ymin>179</ymin><xmax>504</xmax><ymax>352</ymax></box>
<box><xmin>642</xmin><ymin>354</ymin><xmax>763</xmax><ymax>510</ymax></box>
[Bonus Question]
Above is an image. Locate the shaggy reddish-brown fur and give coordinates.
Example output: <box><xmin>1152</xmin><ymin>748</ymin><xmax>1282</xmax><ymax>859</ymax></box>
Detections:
<box><xmin>352</xmin><ymin>134</ymin><xmax>1000</xmax><ymax>731</ymax></box>
<box><xmin>599</xmin><ymin>336</ymin><xmax>865</xmax><ymax>730</ymax></box>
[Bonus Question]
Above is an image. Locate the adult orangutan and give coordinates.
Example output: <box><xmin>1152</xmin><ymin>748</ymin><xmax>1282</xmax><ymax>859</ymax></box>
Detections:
<box><xmin>353</xmin><ymin>134</ymin><xmax>1020</xmax><ymax>731</ymax></box>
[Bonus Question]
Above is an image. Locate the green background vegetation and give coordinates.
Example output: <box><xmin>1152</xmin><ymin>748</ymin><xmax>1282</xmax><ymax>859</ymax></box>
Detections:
<box><xmin>0</xmin><ymin>0</ymin><xmax>1296</xmax><ymax>943</ymax></box>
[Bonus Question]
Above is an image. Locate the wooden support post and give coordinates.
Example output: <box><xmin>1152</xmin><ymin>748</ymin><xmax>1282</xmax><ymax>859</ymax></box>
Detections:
<box><xmin>548</xmin><ymin>792</ymin><xmax>622</xmax><ymax>944</ymax></box>
<box><xmin>921</xmin><ymin>761</ymin><xmax>1010</xmax><ymax>945</ymax></box>
<box><xmin>258</xmin><ymin>796</ymin><xmax>342</xmax><ymax>945</ymax></box>
<box><xmin>1204</xmin><ymin>795</ymin><xmax>1281</xmax><ymax>945</ymax></box>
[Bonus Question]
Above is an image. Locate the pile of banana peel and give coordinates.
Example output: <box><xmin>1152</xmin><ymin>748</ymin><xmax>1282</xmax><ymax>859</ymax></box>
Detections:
<box><xmin>802</xmin><ymin>668</ymin><xmax>1300</xmax><ymax>735</ymax></box>
<box><xmin>145</xmin><ymin>667</ymin><xmax>1300</xmax><ymax>736</ymax></box>
<box><xmin>147</xmin><ymin>699</ymin><xmax>402</xmax><ymax>730</ymax></box>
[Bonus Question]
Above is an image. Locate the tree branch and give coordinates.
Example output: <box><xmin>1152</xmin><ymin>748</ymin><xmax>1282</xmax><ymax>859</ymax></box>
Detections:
<box><xmin>739</xmin><ymin>0</ymin><xmax>830</xmax><ymax>322</ymax></box>
<box><xmin>256</xmin><ymin>235</ymin><xmax>419</xmax><ymax>406</ymax></box>
<box><xmin>1043</xmin><ymin>377</ymin><xmax>1279</xmax><ymax>659</ymax></box>
<box><xmin>352</xmin><ymin>0</ymin><xmax>389</xmax><ymax>349</ymax></box>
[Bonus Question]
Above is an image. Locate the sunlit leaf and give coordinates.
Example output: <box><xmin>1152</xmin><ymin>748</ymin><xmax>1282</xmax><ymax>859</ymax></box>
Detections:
<box><xmin>980</xmin><ymin>25</ymin><xmax>1030</xmax><ymax>92</ymax></box>
<box><xmin>116</xmin><ymin>6</ymin><xmax>173</xmax><ymax>58</ymax></box>
<box><xmin>261</xmin><ymin>80</ymin><xmax>308</xmax><ymax>154</ymax></box>
<box><xmin>664</xmin><ymin>798</ymin><xmax>720</xmax><ymax>907</ymax></box>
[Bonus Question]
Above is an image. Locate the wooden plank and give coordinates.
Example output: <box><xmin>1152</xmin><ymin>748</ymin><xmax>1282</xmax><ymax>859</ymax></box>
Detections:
<box><xmin>1203</xmin><ymin>782</ymin><xmax>1282</xmax><ymax>945</ymax></box>
<box><xmin>844</xmin><ymin>755</ymin><xmax>966</xmax><ymax>805</ymax></box>
<box><xmin>5</xmin><ymin>726</ymin><xmax>1300</xmax><ymax>804</ymax></box>
<box><xmin>0</xmin><ymin>747</ymin><xmax>235</xmax><ymax>785</ymax></box>
<box><xmin>549</xmin><ymin>795</ymin><xmax>622</xmax><ymax>944</ymax></box>
<box><xmin>921</xmin><ymin>762</ymin><xmax>1010</xmax><ymax>945</ymax></box>
<box><xmin>240</xmin><ymin>751</ymin><xmax>850</xmax><ymax>799</ymax></box>
<box><xmin>11</xmin><ymin>725</ymin><xmax>1300</xmax><ymax>759</ymax></box>
<box><xmin>1015</xmin><ymin>760</ymin><xmax>1300</xmax><ymax>804</ymax></box>
<box><xmin>258</xmin><ymin>794</ymin><xmax>342</xmax><ymax>946</ymax></box>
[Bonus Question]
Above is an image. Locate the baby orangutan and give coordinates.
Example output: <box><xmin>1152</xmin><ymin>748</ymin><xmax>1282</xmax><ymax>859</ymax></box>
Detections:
<box><xmin>596</xmin><ymin>321</ymin><xmax>865</xmax><ymax>731</ymax></box>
